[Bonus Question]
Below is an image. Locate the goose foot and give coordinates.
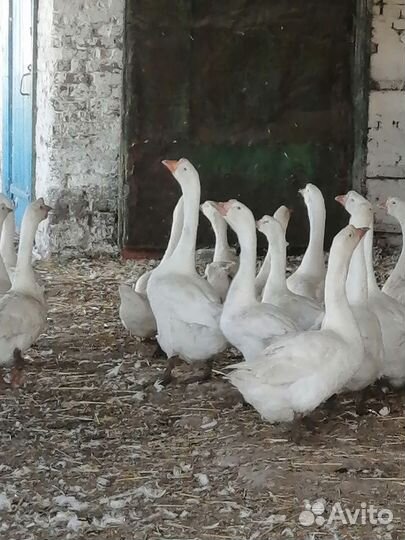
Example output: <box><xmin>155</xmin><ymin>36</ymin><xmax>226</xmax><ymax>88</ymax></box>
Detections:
<box><xmin>289</xmin><ymin>414</ymin><xmax>316</xmax><ymax>444</ymax></box>
<box><xmin>158</xmin><ymin>357</ymin><xmax>178</xmax><ymax>387</ymax></box>
<box><xmin>10</xmin><ymin>349</ymin><xmax>25</xmax><ymax>389</ymax></box>
<box><xmin>151</xmin><ymin>342</ymin><xmax>165</xmax><ymax>359</ymax></box>
<box><xmin>183</xmin><ymin>358</ymin><xmax>214</xmax><ymax>385</ymax></box>
<box><xmin>355</xmin><ymin>389</ymin><xmax>370</xmax><ymax>416</ymax></box>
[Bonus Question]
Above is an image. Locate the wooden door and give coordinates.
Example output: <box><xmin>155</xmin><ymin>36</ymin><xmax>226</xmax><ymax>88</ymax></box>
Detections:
<box><xmin>123</xmin><ymin>0</ymin><xmax>356</xmax><ymax>254</ymax></box>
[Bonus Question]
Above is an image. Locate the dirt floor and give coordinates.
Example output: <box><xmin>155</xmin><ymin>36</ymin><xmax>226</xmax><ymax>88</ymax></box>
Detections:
<box><xmin>0</xmin><ymin>253</ymin><xmax>404</xmax><ymax>540</ymax></box>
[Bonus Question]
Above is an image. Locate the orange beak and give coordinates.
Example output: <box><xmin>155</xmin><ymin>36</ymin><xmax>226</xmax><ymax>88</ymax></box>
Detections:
<box><xmin>162</xmin><ymin>160</ymin><xmax>179</xmax><ymax>174</ymax></box>
<box><xmin>354</xmin><ymin>227</ymin><xmax>369</xmax><ymax>240</ymax></box>
<box><xmin>214</xmin><ymin>201</ymin><xmax>232</xmax><ymax>217</ymax></box>
<box><xmin>335</xmin><ymin>194</ymin><xmax>347</xmax><ymax>207</ymax></box>
<box><xmin>378</xmin><ymin>200</ymin><xmax>387</xmax><ymax>210</ymax></box>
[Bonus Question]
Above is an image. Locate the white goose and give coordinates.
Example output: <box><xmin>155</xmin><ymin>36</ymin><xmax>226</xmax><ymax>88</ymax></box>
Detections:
<box><xmin>147</xmin><ymin>159</ymin><xmax>227</xmax><ymax>383</ymax></box>
<box><xmin>228</xmin><ymin>225</ymin><xmax>366</xmax><ymax>424</ymax></box>
<box><xmin>258</xmin><ymin>216</ymin><xmax>324</xmax><ymax>330</ymax></box>
<box><xmin>287</xmin><ymin>184</ymin><xmax>326</xmax><ymax>302</ymax></box>
<box><xmin>255</xmin><ymin>205</ymin><xmax>292</xmax><ymax>298</ymax></box>
<box><xmin>381</xmin><ymin>197</ymin><xmax>405</xmax><ymax>303</ymax></box>
<box><xmin>0</xmin><ymin>198</ymin><xmax>51</xmax><ymax>387</ymax></box>
<box><xmin>336</xmin><ymin>191</ymin><xmax>405</xmax><ymax>388</ymax></box>
<box><xmin>200</xmin><ymin>200</ymin><xmax>238</xmax><ymax>301</ymax></box>
<box><xmin>334</xmin><ymin>196</ymin><xmax>383</xmax><ymax>392</ymax></box>
<box><xmin>0</xmin><ymin>196</ymin><xmax>17</xmax><ymax>279</ymax></box>
<box><xmin>218</xmin><ymin>200</ymin><xmax>298</xmax><ymax>363</ymax></box>
<box><xmin>0</xmin><ymin>195</ymin><xmax>14</xmax><ymax>293</ymax></box>
<box><xmin>119</xmin><ymin>196</ymin><xmax>184</xmax><ymax>338</ymax></box>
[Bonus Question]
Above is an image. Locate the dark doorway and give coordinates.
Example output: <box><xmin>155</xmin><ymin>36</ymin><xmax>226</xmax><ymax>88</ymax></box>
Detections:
<box><xmin>122</xmin><ymin>0</ymin><xmax>368</xmax><ymax>255</ymax></box>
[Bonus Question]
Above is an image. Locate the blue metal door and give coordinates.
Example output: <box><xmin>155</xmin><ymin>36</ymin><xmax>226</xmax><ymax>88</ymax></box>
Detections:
<box><xmin>2</xmin><ymin>0</ymin><xmax>34</xmax><ymax>227</ymax></box>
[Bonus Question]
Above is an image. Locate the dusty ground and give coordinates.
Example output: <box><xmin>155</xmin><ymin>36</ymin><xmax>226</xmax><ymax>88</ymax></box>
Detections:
<box><xmin>0</xmin><ymin>253</ymin><xmax>404</xmax><ymax>540</ymax></box>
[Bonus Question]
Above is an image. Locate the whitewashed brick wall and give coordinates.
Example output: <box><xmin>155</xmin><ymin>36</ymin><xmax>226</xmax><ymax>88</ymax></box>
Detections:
<box><xmin>366</xmin><ymin>0</ymin><xmax>405</xmax><ymax>234</ymax></box>
<box><xmin>35</xmin><ymin>0</ymin><xmax>124</xmax><ymax>256</ymax></box>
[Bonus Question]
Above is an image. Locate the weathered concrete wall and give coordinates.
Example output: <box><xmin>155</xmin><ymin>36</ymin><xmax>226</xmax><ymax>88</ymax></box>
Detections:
<box><xmin>35</xmin><ymin>0</ymin><xmax>123</xmax><ymax>256</ymax></box>
<box><xmin>366</xmin><ymin>0</ymin><xmax>405</xmax><ymax>234</ymax></box>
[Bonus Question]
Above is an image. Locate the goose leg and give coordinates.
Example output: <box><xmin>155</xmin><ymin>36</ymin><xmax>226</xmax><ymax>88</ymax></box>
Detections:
<box><xmin>183</xmin><ymin>358</ymin><xmax>214</xmax><ymax>385</ymax></box>
<box><xmin>151</xmin><ymin>342</ymin><xmax>165</xmax><ymax>359</ymax></box>
<box><xmin>159</xmin><ymin>356</ymin><xmax>178</xmax><ymax>386</ymax></box>
<box><xmin>355</xmin><ymin>388</ymin><xmax>370</xmax><ymax>416</ymax></box>
<box><xmin>10</xmin><ymin>349</ymin><xmax>25</xmax><ymax>389</ymax></box>
<box><xmin>289</xmin><ymin>414</ymin><xmax>316</xmax><ymax>444</ymax></box>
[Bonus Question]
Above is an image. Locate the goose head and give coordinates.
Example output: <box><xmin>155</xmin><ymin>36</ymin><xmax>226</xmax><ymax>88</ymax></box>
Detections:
<box><xmin>0</xmin><ymin>194</ymin><xmax>14</xmax><ymax>211</ymax></box>
<box><xmin>162</xmin><ymin>158</ymin><xmax>199</xmax><ymax>187</ymax></box>
<box><xmin>383</xmin><ymin>197</ymin><xmax>405</xmax><ymax>221</ymax></box>
<box><xmin>0</xmin><ymin>200</ymin><xmax>12</xmax><ymax>226</ymax></box>
<box><xmin>272</xmin><ymin>205</ymin><xmax>292</xmax><ymax>235</ymax></box>
<box><xmin>335</xmin><ymin>191</ymin><xmax>373</xmax><ymax>227</ymax></box>
<box><xmin>298</xmin><ymin>183</ymin><xmax>323</xmax><ymax>206</ymax></box>
<box><xmin>332</xmin><ymin>224</ymin><xmax>369</xmax><ymax>255</ymax></box>
<box><xmin>200</xmin><ymin>200</ymin><xmax>223</xmax><ymax>224</ymax></box>
<box><xmin>214</xmin><ymin>199</ymin><xmax>254</xmax><ymax>235</ymax></box>
<box><xmin>256</xmin><ymin>215</ymin><xmax>288</xmax><ymax>248</ymax></box>
<box><xmin>24</xmin><ymin>198</ymin><xmax>52</xmax><ymax>226</ymax></box>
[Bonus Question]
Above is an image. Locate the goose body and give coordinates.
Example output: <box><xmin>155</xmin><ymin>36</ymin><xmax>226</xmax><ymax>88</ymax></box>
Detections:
<box><xmin>255</xmin><ymin>205</ymin><xmax>291</xmax><ymax>298</ymax></box>
<box><xmin>337</xmin><ymin>191</ymin><xmax>405</xmax><ymax>387</ymax></box>
<box><xmin>0</xmin><ymin>195</ymin><xmax>14</xmax><ymax>292</ymax></box>
<box><xmin>228</xmin><ymin>225</ymin><xmax>366</xmax><ymax>422</ymax></box>
<box><xmin>0</xmin><ymin>199</ymin><xmax>50</xmax><ymax>385</ymax></box>
<box><xmin>218</xmin><ymin>200</ymin><xmax>298</xmax><ymax>363</ymax></box>
<box><xmin>258</xmin><ymin>216</ymin><xmax>324</xmax><ymax>330</ymax></box>
<box><xmin>334</xmin><ymin>194</ymin><xmax>383</xmax><ymax>391</ymax></box>
<box><xmin>147</xmin><ymin>159</ymin><xmax>227</xmax><ymax>365</ymax></box>
<box><xmin>382</xmin><ymin>197</ymin><xmax>405</xmax><ymax>304</ymax></box>
<box><xmin>287</xmin><ymin>184</ymin><xmax>326</xmax><ymax>302</ymax></box>
<box><xmin>0</xmin><ymin>196</ymin><xmax>17</xmax><ymax>280</ymax></box>
<box><xmin>201</xmin><ymin>200</ymin><xmax>238</xmax><ymax>301</ymax></box>
<box><xmin>118</xmin><ymin>197</ymin><xmax>184</xmax><ymax>339</ymax></box>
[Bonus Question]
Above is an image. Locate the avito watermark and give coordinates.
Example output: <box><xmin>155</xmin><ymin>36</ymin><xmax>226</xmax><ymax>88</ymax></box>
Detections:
<box><xmin>299</xmin><ymin>499</ymin><xmax>393</xmax><ymax>527</ymax></box>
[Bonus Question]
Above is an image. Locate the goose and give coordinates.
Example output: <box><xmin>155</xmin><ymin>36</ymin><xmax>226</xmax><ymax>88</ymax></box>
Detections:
<box><xmin>147</xmin><ymin>159</ymin><xmax>227</xmax><ymax>384</ymax></box>
<box><xmin>227</xmin><ymin>225</ymin><xmax>367</xmax><ymax>426</ymax></box>
<box><xmin>119</xmin><ymin>196</ymin><xmax>184</xmax><ymax>339</ymax></box>
<box><xmin>0</xmin><ymin>198</ymin><xmax>51</xmax><ymax>388</ymax></box>
<box><xmin>336</xmin><ymin>191</ymin><xmax>405</xmax><ymax>388</ymax></box>
<box><xmin>333</xmin><ymin>198</ymin><xmax>383</xmax><ymax>393</ymax></box>
<box><xmin>217</xmin><ymin>200</ymin><xmax>298</xmax><ymax>363</ymax></box>
<box><xmin>0</xmin><ymin>196</ymin><xmax>17</xmax><ymax>278</ymax></box>
<box><xmin>255</xmin><ymin>205</ymin><xmax>292</xmax><ymax>298</ymax></box>
<box><xmin>257</xmin><ymin>215</ymin><xmax>324</xmax><ymax>330</ymax></box>
<box><xmin>0</xmin><ymin>195</ymin><xmax>14</xmax><ymax>293</ymax></box>
<box><xmin>200</xmin><ymin>200</ymin><xmax>238</xmax><ymax>302</ymax></box>
<box><xmin>381</xmin><ymin>197</ymin><xmax>405</xmax><ymax>303</ymax></box>
<box><xmin>287</xmin><ymin>184</ymin><xmax>326</xmax><ymax>302</ymax></box>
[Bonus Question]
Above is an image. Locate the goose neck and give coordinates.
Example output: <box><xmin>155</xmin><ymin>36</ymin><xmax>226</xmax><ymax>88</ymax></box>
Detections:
<box><xmin>165</xmin><ymin>178</ymin><xmax>200</xmax><ymax>273</ymax></box>
<box><xmin>227</xmin><ymin>221</ymin><xmax>257</xmax><ymax>304</ymax></box>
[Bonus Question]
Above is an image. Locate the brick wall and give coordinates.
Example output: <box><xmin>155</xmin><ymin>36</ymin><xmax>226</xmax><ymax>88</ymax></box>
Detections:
<box><xmin>366</xmin><ymin>0</ymin><xmax>405</xmax><ymax>236</ymax></box>
<box><xmin>35</xmin><ymin>0</ymin><xmax>124</xmax><ymax>256</ymax></box>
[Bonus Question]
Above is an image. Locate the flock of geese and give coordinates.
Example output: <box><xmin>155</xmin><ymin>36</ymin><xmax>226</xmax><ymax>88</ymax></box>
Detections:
<box><xmin>0</xmin><ymin>159</ymin><xmax>404</xmax><ymax>438</ymax></box>
<box><xmin>0</xmin><ymin>197</ymin><xmax>51</xmax><ymax>388</ymax></box>
<box><xmin>119</xmin><ymin>158</ymin><xmax>405</xmax><ymax>436</ymax></box>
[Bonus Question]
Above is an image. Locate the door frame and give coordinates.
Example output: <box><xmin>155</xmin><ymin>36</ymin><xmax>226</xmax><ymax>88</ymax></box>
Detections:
<box><xmin>1</xmin><ymin>0</ymin><xmax>38</xmax><ymax>220</ymax></box>
<box><xmin>351</xmin><ymin>0</ymin><xmax>373</xmax><ymax>194</ymax></box>
<box><xmin>119</xmin><ymin>0</ymin><xmax>373</xmax><ymax>252</ymax></box>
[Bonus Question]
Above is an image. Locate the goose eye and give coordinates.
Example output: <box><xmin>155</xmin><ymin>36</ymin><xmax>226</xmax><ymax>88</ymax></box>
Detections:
<box><xmin>183</xmin><ymin>166</ymin><xmax>187</xmax><ymax>171</ymax></box>
<box><xmin>393</xmin><ymin>201</ymin><xmax>396</xmax><ymax>205</ymax></box>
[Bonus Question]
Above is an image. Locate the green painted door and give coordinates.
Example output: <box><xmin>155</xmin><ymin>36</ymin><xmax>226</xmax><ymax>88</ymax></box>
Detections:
<box><xmin>124</xmin><ymin>0</ymin><xmax>356</xmax><ymax>253</ymax></box>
